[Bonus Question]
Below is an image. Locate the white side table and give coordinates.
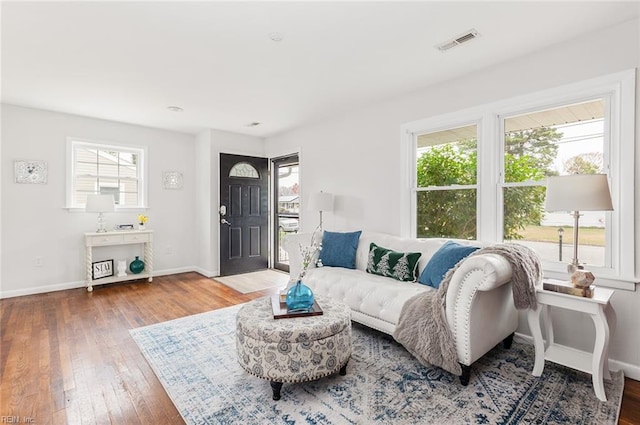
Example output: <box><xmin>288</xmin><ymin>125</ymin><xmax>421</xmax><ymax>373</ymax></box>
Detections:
<box><xmin>527</xmin><ymin>284</ymin><xmax>615</xmax><ymax>401</ymax></box>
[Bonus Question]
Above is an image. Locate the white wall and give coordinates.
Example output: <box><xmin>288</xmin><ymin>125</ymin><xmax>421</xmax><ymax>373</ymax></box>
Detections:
<box><xmin>195</xmin><ymin>130</ymin><xmax>214</xmax><ymax>276</ymax></box>
<box><xmin>1</xmin><ymin>104</ymin><xmax>197</xmax><ymax>297</ymax></box>
<box><xmin>193</xmin><ymin>129</ymin><xmax>264</xmax><ymax>276</ymax></box>
<box><xmin>266</xmin><ymin>20</ymin><xmax>640</xmax><ymax>376</ymax></box>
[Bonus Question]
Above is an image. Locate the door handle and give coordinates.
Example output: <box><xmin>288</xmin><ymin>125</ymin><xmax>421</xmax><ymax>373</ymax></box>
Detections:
<box><xmin>221</xmin><ymin>218</ymin><xmax>231</xmax><ymax>225</ymax></box>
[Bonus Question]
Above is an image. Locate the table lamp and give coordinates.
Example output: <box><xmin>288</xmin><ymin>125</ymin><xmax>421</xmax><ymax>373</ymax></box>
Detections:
<box><xmin>544</xmin><ymin>174</ymin><xmax>613</xmax><ymax>272</ymax></box>
<box><xmin>309</xmin><ymin>191</ymin><xmax>334</xmax><ymax>230</ymax></box>
<box><xmin>86</xmin><ymin>194</ymin><xmax>115</xmax><ymax>233</ymax></box>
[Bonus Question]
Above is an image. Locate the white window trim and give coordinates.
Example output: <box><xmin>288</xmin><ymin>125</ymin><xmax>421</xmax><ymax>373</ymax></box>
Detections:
<box><xmin>66</xmin><ymin>137</ymin><xmax>149</xmax><ymax>211</ymax></box>
<box><xmin>401</xmin><ymin>69</ymin><xmax>637</xmax><ymax>290</ymax></box>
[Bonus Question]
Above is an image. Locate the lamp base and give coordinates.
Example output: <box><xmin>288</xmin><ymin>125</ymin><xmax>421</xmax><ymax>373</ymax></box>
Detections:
<box><xmin>96</xmin><ymin>212</ymin><xmax>107</xmax><ymax>233</ymax></box>
<box><xmin>566</xmin><ymin>263</ymin><xmax>584</xmax><ymax>273</ymax></box>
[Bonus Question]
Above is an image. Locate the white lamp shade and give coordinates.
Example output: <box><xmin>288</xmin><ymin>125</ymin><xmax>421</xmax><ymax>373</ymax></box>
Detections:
<box><xmin>86</xmin><ymin>194</ymin><xmax>115</xmax><ymax>213</ymax></box>
<box><xmin>545</xmin><ymin>174</ymin><xmax>613</xmax><ymax>212</ymax></box>
<box><xmin>308</xmin><ymin>191</ymin><xmax>334</xmax><ymax>212</ymax></box>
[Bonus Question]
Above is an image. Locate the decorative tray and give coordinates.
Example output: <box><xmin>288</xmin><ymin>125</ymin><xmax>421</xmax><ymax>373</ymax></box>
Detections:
<box><xmin>270</xmin><ymin>295</ymin><xmax>323</xmax><ymax>319</ymax></box>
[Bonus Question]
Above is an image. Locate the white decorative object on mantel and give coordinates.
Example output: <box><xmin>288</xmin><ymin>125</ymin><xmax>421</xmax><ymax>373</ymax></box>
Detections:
<box><xmin>14</xmin><ymin>160</ymin><xmax>48</xmax><ymax>184</ymax></box>
<box><xmin>163</xmin><ymin>171</ymin><xmax>183</xmax><ymax>189</ymax></box>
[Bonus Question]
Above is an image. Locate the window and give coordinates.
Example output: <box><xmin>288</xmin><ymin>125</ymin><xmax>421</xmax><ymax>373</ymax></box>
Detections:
<box><xmin>229</xmin><ymin>162</ymin><xmax>260</xmax><ymax>178</ymax></box>
<box><xmin>67</xmin><ymin>139</ymin><xmax>146</xmax><ymax>209</ymax></box>
<box><xmin>415</xmin><ymin>124</ymin><xmax>478</xmax><ymax>239</ymax></box>
<box><xmin>500</xmin><ymin>99</ymin><xmax>610</xmax><ymax>268</ymax></box>
<box><xmin>403</xmin><ymin>70</ymin><xmax>636</xmax><ymax>289</ymax></box>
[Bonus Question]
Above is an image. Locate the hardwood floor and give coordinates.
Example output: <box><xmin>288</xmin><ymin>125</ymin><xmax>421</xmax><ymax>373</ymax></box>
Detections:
<box><xmin>1</xmin><ymin>272</ymin><xmax>639</xmax><ymax>424</ymax></box>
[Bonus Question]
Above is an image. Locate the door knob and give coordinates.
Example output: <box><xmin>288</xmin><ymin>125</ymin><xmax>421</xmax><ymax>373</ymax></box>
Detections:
<box><xmin>221</xmin><ymin>218</ymin><xmax>231</xmax><ymax>225</ymax></box>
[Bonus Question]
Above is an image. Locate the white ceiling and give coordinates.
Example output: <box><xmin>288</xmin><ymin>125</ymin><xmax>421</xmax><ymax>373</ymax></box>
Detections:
<box><xmin>2</xmin><ymin>2</ymin><xmax>639</xmax><ymax>137</ymax></box>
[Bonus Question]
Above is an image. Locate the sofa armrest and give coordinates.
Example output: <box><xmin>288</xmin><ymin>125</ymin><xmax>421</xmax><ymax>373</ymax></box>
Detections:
<box><xmin>445</xmin><ymin>253</ymin><xmax>518</xmax><ymax>365</ymax></box>
<box><xmin>456</xmin><ymin>253</ymin><xmax>513</xmax><ymax>292</ymax></box>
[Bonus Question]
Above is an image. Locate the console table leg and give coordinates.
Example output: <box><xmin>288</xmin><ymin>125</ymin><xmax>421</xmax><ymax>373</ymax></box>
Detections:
<box><xmin>86</xmin><ymin>244</ymin><xmax>93</xmax><ymax>292</ymax></box>
<box><xmin>145</xmin><ymin>241</ymin><xmax>153</xmax><ymax>282</ymax></box>
<box><xmin>603</xmin><ymin>303</ymin><xmax>616</xmax><ymax>380</ymax></box>
<box><xmin>542</xmin><ymin>305</ymin><xmax>553</xmax><ymax>350</ymax></box>
<box><xmin>270</xmin><ymin>381</ymin><xmax>283</xmax><ymax>401</ymax></box>
<box><xmin>527</xmin><ymin>305</ymin><xmax>545</xmax><ymax>377</ymax></box>
<box><xmin>591</xmin><ymin>306</ymin><xmax>610</xmax><ymax>402</ymax></box>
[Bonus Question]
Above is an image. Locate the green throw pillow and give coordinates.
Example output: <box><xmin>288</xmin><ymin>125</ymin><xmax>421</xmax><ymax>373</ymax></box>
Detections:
<box><xmin>366</xmin><ymin>243</ymin><xmax>422</xmax><ymax>282</ymax></box>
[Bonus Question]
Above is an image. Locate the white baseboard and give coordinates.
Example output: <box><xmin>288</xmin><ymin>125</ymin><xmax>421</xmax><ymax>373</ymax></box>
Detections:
<box><xmin>515</xmin><ymin>332</ymin><xmax>640</xmax><ymax>381</ymax></box>
<box><xmin>0</xmin><ymin>279</ymin><xmax>87</xmax><ymax>299</ymax></box>
<box><xmin>192</xmin><ymin>267</ymin><xmax>218</xmax><ymax>278</ymax></box>
<box><xmin>153</xmin><ymin>266</ymin><xmax>197</xmax><ymax>277</ymax></box>
<box><xmin>0</xmin><ymin>266</ymin><xmax>204</xmax><ymax>299</ymax></box>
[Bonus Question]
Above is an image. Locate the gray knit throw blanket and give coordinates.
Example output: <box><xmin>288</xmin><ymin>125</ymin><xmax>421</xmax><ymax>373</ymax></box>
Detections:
<box><xmin>393</xmin><ymin>243</ymin><xmax>542</xmax><ymax>376</ymax></box>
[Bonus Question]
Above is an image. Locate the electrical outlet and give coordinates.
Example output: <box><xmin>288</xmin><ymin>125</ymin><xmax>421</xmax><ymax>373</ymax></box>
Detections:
<box><xmin>34</xmin><ymin>256</ymin><xmax>43</xmax><ymax>267</ymax></box>
<box><xmin>166</xmin><ymin>245</ymin><xmax>173</xmax><ymax>255</ymax></box>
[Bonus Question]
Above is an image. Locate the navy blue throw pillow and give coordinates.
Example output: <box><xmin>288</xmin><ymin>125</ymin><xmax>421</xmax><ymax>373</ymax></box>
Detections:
<box><xmin>318</xmin><ymin>231</ymin><xmax>362</xmax><ymax>269</ymax></box>
<box><xmin>418</xmin><ymin>241</ymin><xmax>479</xmax><ymax>288</ymax></box>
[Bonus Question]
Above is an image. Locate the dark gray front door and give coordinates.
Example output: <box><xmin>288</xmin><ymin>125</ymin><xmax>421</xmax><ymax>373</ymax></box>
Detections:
<box><xmin>219</xmin><ymin>153</ymin><xmax>269</xmax><ymax>276</ymax></box>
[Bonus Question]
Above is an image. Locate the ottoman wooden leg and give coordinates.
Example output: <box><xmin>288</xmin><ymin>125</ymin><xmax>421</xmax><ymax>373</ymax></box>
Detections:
<box><xmin>270</xmin><ymin>381</ymin><xmax>283</xmax><ymax>400</ymax></box>
<box><xmin>339</xmin><ymin>361</ymin><xmax>348</xmax><ymax>376</ymax></box>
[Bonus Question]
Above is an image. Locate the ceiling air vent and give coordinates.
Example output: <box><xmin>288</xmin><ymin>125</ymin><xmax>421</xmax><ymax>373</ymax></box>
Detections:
<box><xmin>436</xmin><ymin>29</ymin><xmax>480</xmax><ymax>52</ymax></box>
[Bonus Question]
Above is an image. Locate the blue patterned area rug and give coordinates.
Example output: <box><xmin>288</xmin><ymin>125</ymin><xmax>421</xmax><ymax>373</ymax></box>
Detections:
<box><xmin>130</xmin><ymin>304</ymin><xmax>624</xmax><ymax>425</ymax></box>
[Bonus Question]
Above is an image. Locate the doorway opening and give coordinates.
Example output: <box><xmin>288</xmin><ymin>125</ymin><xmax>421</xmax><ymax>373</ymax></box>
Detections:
<box><xmin>273</xmin><ymin>155</ymin><xmax>299</xmax><ymax>272</ymax></box>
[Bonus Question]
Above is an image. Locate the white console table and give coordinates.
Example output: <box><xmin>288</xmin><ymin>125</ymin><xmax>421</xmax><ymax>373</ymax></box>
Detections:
<box><xmin>85</xmin><ymin>230</ymin><xmax>153</xmax><ymax>292</ymax></box>
<box><xmin>527</xmin><ymin>284</ymin><xmax>615</xmax><ymax>401</ymax></box>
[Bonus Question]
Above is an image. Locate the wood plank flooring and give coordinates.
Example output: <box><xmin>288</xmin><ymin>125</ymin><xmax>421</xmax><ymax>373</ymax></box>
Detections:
<box><xmin>1</xmin><ymin>272</ymin><xmax>639</xmax><ymax>424</ymax></box>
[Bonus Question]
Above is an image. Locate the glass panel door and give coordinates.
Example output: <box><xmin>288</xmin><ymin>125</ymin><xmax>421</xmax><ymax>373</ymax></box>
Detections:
<box><xmin>273</xmin><ymin>155</ymin><xmax>299</xmax><ymax>272</ymax></box>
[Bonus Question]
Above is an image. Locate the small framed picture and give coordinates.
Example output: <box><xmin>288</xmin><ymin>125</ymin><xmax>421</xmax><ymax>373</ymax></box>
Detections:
<box><xmin>115</xmin><ymin>224</ymin><xmax>135</xmax><ymax>230</ymax></box>
<box><xmin>163</xmin><ymin>171</ymin><xmax>183</xmax><ymax>190</ymax></box>
<box><xmin>14</xmin><ymin>160</ymin><xmax>48</xmax><ymax>184</ymax></box>
<box><xmin>92</xmin><ymin>259</ymin><xmax>114</xmax><ymax>280</ymax></box>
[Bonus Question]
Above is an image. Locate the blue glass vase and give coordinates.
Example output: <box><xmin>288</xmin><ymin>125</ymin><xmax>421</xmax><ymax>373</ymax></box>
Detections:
<box><xmin>286</xmin><ymin>281</ymin><xmax>315</xmax><ymax>312</ymax></box>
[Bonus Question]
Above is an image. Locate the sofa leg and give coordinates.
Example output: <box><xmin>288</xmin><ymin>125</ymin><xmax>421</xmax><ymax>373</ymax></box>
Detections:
<box><xmin>459</xmin><ymin>364</ymin><xmax>471</xmax><ymax>386</ymax></box>
<box><xmin>503</xmin><ymin>332</ymin><xmax>515</xmax><ymax>349</ymax></box>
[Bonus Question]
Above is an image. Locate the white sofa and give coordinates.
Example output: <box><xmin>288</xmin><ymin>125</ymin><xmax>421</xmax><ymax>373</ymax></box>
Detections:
<box><xmin>283</xmin><ymin>231</ymin><xmax>518</xmax><ymax>385</ymax></box>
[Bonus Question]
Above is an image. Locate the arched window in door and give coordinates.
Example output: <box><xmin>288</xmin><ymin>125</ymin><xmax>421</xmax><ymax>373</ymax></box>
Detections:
<box><xmin>229</xmin><ymin>162</ymin><xmax>260</xmax><ymax>179</ymax></box>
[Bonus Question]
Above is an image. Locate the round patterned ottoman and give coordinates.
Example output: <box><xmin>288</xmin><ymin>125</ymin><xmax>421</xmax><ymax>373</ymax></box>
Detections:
<box><xmin>236</xmin><ymin>296</ymin><xmax>351</xmax><ymax>400</ymax></box>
